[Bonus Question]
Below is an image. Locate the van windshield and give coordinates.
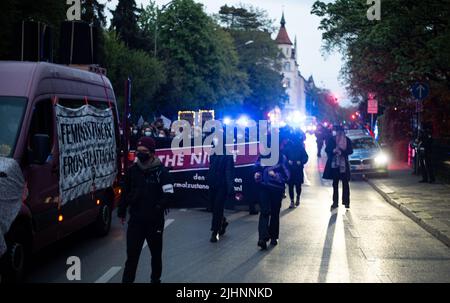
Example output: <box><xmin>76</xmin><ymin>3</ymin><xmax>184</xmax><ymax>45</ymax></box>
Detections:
<box><xmin>0</xmin><ymin>97</ymin><xmax>27</xmax><ymax>157</ymax></box>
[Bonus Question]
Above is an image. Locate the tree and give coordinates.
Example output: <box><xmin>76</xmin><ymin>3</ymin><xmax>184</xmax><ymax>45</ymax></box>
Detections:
<box><xmin>312</xmin><ymin>0</ymin><xmax>450</xmax><ymax>142</ymax></box>
<box><xmin>311</xmin><ymin>0</ymin><xmax>450</xmax><ymax>103</ymax></box>
<box><xmin>110</xmin><ymin>0</ymin><xmax>140</xmax><ymax>49</ymax></box>
<box><xmin>155</xmin><ymin>0</ymin><xmax>249</xmax><ymax>113</ymax></box>
<box><xmin>82</xmin><ymin>0</ymin><xmax>107</xmax><ymax>27</ymax></box>
<box><xmin>218</xmin><ymin>5</ymin><xmax>287</xmax><ymax>118</ymax></box>
<box><xmin>216</xmin><ymin>4</ymin><xmax>275</xmax><ymax>32</ymax></box>
<box><xmin>103</xmin><ymin>30</ymin><xmax>166</xmax><ymax>119</ymax></box>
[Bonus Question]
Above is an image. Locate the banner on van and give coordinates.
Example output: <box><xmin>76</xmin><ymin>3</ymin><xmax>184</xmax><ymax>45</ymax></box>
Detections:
<box><xmin>56</xmin><ymin>105</ymin><xmax>117</xmax><ymax>205</ymax></box>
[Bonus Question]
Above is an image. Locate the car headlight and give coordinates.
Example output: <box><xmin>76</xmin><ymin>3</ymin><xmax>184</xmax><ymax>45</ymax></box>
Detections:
<box><xmin>375</xmin><ymin>153</ymin><xmax>389</xmax><ymax>165</ymax></box>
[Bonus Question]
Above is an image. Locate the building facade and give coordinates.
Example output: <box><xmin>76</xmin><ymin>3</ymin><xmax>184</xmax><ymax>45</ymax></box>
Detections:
<box><xmin>275</xmin><ymin>13</ymin><xmax>307</xmax><ymax>117</ymax></box>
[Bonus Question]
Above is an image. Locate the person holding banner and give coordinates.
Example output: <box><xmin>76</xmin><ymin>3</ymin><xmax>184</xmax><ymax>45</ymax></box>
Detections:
<box><xmin>118</xmin><ymin>137</ymin><xmax>174</xmax><ymax>283</ymax></box>
<box><xmin>208</xmin><ymin>136</ymin><xmax>235</xmax><ymax>243</ymax></box>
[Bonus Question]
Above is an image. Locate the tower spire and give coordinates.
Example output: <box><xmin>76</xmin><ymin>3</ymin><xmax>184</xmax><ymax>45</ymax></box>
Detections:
<box><xmin>281</xmin><ymin>12</ymin><xmax>286</xmax><ymax>27</ymax></box>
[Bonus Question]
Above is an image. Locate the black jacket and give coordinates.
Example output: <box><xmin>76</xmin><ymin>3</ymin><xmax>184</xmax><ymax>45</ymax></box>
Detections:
<box><xmin>323</xmin><ymin>136</ymin><xmax>353</xmax><ymax>180</ymax></box>
<box><xmin>118</xmin><ymin>159</ymin><xmax>174</xmax><ymax>225</ymax></box>
<box><xmin>208</xmin><ymin>154</ymin><xmax>235</xmax><ymax>196</ymax></box>
<box><xmin>284</xmin><ymin>141</ymin><xmax>309</xmax><ymax>184</ymax></box>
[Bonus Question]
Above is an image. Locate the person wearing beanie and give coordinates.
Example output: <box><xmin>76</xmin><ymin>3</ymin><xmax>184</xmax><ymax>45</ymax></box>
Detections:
<box><xmin>118</xmin><ymin>136</ymin><xmax>174</xmax><ymax>283</ymax></box>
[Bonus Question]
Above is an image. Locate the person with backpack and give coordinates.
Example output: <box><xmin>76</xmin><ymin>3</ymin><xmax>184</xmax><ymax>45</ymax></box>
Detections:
<box><xmin>254</xmin><ymin>143</ymin><xmax>290</xmax><ymax>250</ymax></box>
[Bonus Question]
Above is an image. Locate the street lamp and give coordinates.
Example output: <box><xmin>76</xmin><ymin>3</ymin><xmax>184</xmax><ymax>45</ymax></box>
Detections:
<box><xmin>154</xmin><ymin>1</ymin><xmax>175</xmax><ymax>57</ymax></box>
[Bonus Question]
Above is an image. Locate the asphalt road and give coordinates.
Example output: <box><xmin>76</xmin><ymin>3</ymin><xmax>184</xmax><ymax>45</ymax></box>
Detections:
<box><xmin>26</xmin><ymin>135</ymin><xmax>450</xmax><ymax>283</ymax></box>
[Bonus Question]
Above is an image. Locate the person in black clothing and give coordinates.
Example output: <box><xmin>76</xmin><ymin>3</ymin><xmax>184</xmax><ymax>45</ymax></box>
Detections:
<box><xmin>418</xmin><ymin>127</ymin><xmax>435</xmax><ymax>183</ymax></box>
<box><xmin>284</xmin><ymin>136</ymin><xmax>309</xmax><ymax>208</ymax></box>
<box><xmin>207</xmin><ymin>135</ymin><xmax>235</xmax><ymax>243</ymax></box>
<box><xmin>129</xmin><ymin>125</ymin><xmax>140</xmax><ymax>150</ymax></box>
<box><xmin>323</xmin><ymin>125</ymin><xmax>353</xmax><ymax>210</ymax></box>
<box><xmin>118</xmin><ymin>136</ymin><xmax>174</xmax><ymax>283</ymax></box>
<box><xmin>254</xmin><ymin>147</ymin><xmax>290</xmax><ymax>250</ymax></box>
<box><xmin>315</xmin><ymin>124</ymin><xmax>326</xmax><ymax>157</ymax></box>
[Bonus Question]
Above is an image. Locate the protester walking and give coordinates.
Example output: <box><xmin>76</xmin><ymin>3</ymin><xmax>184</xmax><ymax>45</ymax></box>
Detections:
<box><xmin>118</xmin><ymin>137</ymin><xmax>174</xmax><ymax>283</ymax></box>
<box><xmin>323</xmin><ymin>125</ymin><xmax>353</xmax><ymax>210</ymax></box>
<box><xmin>254</xmin><ymin>147</ymin><xmax>290</xmax><ymax>250</ymax></box>
<box><xmin>284</xmin><ymin>137</ymin><xmax>309</xmax><ymax>208</ymax></box>
<box><xmin>207</xmin><ymin>135</ymin><xmax>235</xmax><ymax>243</ymax></box>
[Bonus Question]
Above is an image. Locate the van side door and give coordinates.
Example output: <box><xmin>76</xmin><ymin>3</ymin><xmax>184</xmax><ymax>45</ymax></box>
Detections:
<box><xmin>22</xmin><ymin>98</ymin><xmax>60</xmax><ymax>251</ymax></box>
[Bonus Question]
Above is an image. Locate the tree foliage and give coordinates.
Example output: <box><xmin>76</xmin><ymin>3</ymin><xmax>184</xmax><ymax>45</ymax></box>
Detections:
<box><xmin>218</xmin><ymin>5</ymin><xmax>287</xmax><ymax>117</ymax></box>
<box><xmin>311</xmin><ymin>0</ymin><xmax>450</xmax><ymax>104</ymax></box>
<box><xmin>110</xmin><ymin>0</ymin><xmax>141</xmax><ymax>49</ymax></box>
<box><xmin>103</xmin><ymin>30</ymin><xmax>166</xmax><ymax>119</ymax></box>
<box><xmin>155</xmin><ymin>0</ymin><xmax>249</xmax><ymax>113</ymax></box>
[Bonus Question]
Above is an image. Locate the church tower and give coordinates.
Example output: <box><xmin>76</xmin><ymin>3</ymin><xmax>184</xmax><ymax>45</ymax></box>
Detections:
<box><xmin>275</xmin><ymin>12</ymin><xmax>306</xmax><ymax>117</ymax></box>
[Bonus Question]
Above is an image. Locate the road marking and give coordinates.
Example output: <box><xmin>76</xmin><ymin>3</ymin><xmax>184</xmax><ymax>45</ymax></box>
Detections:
<box><xmin>143</xmin><ymin>219</ymin><xmax>175</xmax><ymax>249</ymax></box>
<box><xmin>164</xmin><ymin>219</ymin><xmax>175</xmax><ymax>229</ymax></box>
<box><xmin>96</xmin><ymin>219</ymin><xmax>176</xmax><ymax>283</ymax></box>
<box><xmin>95</xmin><ymin>266</ymin><xmax>122</xmax><ymax>283</ymax></box>
<box><xmin>179</xmin><ymin>209</ymin><xmax>188</xmax><ymax>212</ymax></box>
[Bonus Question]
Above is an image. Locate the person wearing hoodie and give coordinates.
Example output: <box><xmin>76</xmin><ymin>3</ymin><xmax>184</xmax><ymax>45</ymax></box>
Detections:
<box><xmin>118</xmin><ymin>136</ymin><xmax>174</xmax><ymax>283</ymax></box>
<box><xmin>254</xmin><ymin>146</ymin><xmax>290</xmax><ymax>250</ymax></box>
<box><xmin>323</xmin><ymin>125</ymin><xmax>353</xmax><ymax>210</ymax></box>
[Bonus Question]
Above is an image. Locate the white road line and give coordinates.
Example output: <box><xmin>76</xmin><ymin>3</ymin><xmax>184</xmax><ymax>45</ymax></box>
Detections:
<box><xmin>143</xmin><ymin>219</ymin><xmax>175</xmax><ymax>249</ymax></box>
<box><xmin>96</xmin><ymin>219</ymin><xmax>176</xmax><ymax>283</ymax></box>
<box><xmin>95</xmin><ymin>266</ymin><xmax>122</xmax><ymax>283</ymax></box>
<box><xmin>179</xmin><ymin>209</ymin><xmax>188</xmax><ymax>212</ymax></box>
<box><xmin>165</xmin><ymin>219</ymin><xmax>175</xmax><ymax>229</ymax></box>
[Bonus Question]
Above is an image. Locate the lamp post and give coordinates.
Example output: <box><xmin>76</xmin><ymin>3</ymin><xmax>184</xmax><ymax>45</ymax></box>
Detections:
<box><xmin>154</xmin><ymin>1</ymin><xmax>175</xmax><ymax>57</ymax></box>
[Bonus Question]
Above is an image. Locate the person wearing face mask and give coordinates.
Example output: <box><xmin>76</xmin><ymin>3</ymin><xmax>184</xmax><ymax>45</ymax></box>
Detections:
<box><xmin>158</xmin><ymin>129</ymin><xmax>166</xmax><ymax>138</ymax></box>
<box><xmin>118</xmin><ymin>137</ymin><xmax>174</xmax><ymax>283</ymax></box>
<box><xmin>323</xmin><ymin>125</ymin><xmax>353</xmax><ymax>211</ymax></box>
<box><xmin>144</xmin><ymin>128</ymin><xmax>153</xmax><ymax>137</ymax></box>
<box><xmin>207</xmin><ymin>134</ymin><xmax>235</xmax><ymax>243</ymax></box>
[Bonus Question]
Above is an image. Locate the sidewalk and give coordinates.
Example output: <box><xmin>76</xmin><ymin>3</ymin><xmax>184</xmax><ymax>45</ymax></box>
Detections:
<box><xmin>366</xmin><ymin>162</ymin><xmax>450</xmax><ymax>247</ymax></box>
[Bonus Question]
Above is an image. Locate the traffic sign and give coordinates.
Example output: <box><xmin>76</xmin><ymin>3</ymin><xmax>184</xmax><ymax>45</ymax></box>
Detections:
<box><xmin>368</xmin><ymin>99</ymin><xmax>378</xmax><ymax>114</ymax></box>
<box><xmin>411</xmin><ymin>82</ymin><xmax>429</xmax><ymax>100</ymax></box>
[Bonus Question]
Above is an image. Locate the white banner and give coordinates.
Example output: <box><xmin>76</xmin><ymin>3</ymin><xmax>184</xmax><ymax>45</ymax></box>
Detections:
<box><xmin>56</xmin><ymin>105</ymin><xmax>117</xmax><ymax>205</ymax></box>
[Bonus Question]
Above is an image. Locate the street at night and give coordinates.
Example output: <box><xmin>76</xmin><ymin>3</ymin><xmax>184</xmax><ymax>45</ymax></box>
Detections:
<box><xmin>0</xmin><ymin>0</ymin><xmax>450</xmax><ymax>296</ymax></box>
<box><xmin>24</xmin><ymin>136</ymin><xmax>450</xmax><ymax>283</ymax></box>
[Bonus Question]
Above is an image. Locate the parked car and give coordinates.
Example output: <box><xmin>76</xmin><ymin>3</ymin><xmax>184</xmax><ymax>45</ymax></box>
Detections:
<box><xmin>348</xmin><ymin>134</ymin><xmax>389</xmax><ymax>177</ymax></box>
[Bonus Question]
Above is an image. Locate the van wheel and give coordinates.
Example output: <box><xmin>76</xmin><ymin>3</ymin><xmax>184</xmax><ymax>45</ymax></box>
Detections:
<box><xmin>1</xmin><ymin>225</ymin><xmax>29</xmax><ymax>283</ymax></box>
<box><xmin>93</xmin><ymin>203</ymin><xmax>112</xmax><ymax>237</ymax></box>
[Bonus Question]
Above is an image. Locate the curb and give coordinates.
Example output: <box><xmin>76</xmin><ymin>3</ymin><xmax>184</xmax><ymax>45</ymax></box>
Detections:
<box><xmin>366</xmin><ymin>178</ymin><xmax>450</xmax><ymax>248</ymax></box>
